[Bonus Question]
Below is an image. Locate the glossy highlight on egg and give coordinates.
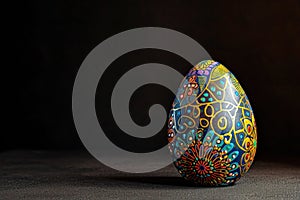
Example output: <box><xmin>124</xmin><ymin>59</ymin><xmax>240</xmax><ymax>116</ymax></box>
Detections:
<box><xmin>168</xmin><ymin>60</ymin><xmax>257</xmax><ymax>186</ymax></box>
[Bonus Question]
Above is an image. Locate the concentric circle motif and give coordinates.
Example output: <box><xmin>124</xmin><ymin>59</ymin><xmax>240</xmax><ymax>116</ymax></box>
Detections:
<box><xmin>168</xmin><ymin>60</ymin><xmax>257</xmax><ymax>186</ymax></box>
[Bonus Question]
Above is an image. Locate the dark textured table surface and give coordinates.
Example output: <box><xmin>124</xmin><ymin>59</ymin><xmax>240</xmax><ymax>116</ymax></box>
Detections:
<box><xmin>0</xmin><ymin>151</ymin><xmax>299</xmax><ymax>200</ymax></box>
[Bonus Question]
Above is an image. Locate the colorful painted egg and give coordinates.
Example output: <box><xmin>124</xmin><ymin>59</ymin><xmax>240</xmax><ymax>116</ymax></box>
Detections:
<box><xmin>168</xmin><ymin>60</ymin><xmax>257</xmax><ymax>186</ymax></box>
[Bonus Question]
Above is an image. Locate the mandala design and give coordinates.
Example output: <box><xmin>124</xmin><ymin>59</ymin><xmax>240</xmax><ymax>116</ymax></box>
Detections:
<box><xmin>168</xmin><ymin>60</ymin><xmax>257</xmax><ymax>186</ymax></box>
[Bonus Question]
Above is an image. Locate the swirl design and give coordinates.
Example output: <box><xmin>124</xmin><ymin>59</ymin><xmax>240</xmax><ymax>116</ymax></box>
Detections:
<box><xmin>168</xmin><ymin>60</ymin><xmax>257</xmax><ymax>186</ymax></box>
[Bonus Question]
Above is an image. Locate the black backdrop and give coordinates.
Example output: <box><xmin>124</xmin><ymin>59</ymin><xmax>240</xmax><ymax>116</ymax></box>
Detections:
<box><xmin>8</xmin><ymin>0</ymin><xmax>300</xmax><ymax>158</ymax></box>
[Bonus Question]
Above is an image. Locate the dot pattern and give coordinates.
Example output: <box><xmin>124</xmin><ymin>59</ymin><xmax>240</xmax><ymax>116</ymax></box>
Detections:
<box><xmin>168</xmin><ymin>60</ymin><xmax>257</xmax><ymax>186</ymax></box>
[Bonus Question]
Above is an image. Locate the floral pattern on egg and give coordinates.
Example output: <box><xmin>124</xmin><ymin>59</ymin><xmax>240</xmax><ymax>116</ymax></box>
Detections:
<box><xmin>168</xmin><ymin>60</ymin><xmax>257</xmax><ymax>186</ymax></box>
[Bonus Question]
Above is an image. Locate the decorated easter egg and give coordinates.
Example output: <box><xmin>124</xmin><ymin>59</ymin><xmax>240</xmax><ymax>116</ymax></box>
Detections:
<box><xmin>168</xmin><ymin>60</ymin><xmax>257</xmax><ymax>186</ymax></box>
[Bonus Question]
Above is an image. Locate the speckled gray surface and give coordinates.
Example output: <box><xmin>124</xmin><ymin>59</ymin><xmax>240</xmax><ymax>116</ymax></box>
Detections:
<box><xmin>0</xmin><ymin>151</ymin><xmax>299</xmax><ymax>200</ymax></box>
